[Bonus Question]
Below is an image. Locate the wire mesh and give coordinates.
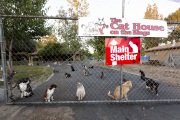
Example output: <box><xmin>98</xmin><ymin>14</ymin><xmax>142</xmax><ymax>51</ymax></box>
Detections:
<box><xmin>0</xmin><ymin>15</ymin><xmax>179</xmax><ymax>104</ymax></box>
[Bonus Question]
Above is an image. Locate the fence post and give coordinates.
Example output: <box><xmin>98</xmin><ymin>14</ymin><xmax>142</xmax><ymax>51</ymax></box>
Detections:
<box><xmin>0</xmin><ymin>18</ymin><xmax>8</xmax><ymax>103</ymax></box>
<box><xmin>119</xmin><ymin>0</ymin><xmax>125</xmax><ymax>101</ymax></box>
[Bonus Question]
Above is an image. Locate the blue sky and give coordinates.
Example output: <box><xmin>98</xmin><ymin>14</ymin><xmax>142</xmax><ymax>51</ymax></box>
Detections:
<box><xmin>45</xmin><ymin>0</ymin><xmax>180</xmax><ymax>19</ymax></box>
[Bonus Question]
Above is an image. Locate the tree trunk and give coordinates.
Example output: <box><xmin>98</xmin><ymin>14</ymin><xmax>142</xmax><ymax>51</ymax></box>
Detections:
<box><xmin>8</xmin><ymin>38</ymin><xmax>14</xmax><ymax>73</ymax></box>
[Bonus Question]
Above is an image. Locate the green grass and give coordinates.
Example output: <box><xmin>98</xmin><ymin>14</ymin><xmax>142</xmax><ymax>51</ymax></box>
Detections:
<box><xmin>0</xmin><ymin>66</ymin><xmax>53</xmax><ymax>87</ymax></box>
<box><xmin>0</xmin><ymin>81</ymin><xmax>3</xmax><ymax>87</ymax></box>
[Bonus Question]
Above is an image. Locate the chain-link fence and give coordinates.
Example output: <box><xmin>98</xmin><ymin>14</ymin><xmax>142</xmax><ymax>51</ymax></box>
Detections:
<box><xmin>0</xmin><ymin>16</ymin><xmax>180</xmax><ymax>104</ymax></box>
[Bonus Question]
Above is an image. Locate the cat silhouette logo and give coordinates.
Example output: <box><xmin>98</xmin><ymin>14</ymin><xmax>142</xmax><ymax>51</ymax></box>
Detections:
<box><xmin>80</xmin><ymin>18</ymin><xmax>108</xmax><ymax>35</ymax></box>
<box><xmin>105</xmin><ymin>38</ymin><xmax>141</xmax><ymax>65</ymax></box>
<box><xmin>95</xmin><ymin>18</ymin><xmax>108</xmax><ymax>34</ymax></box>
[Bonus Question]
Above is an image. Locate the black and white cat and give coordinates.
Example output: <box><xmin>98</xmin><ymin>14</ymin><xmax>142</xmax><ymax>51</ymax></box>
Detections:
<box><xmin>65</xmin><ymin>72</ymin><xmax>71</xmax><ymax>78</ymax></box>
<box><xmin>44</xmin><ymin>84</ymin><xmax>57</xmax><ymax>102</ymax></box>
<box><xmin>83</xmin><ymin>65</ymin><xmax>88</xmax><ymax>70</ymax></box>
<box><xmin>13</xmin><ymin>78</ymin><xmax>33</xmax><ymax>98</ymax></box>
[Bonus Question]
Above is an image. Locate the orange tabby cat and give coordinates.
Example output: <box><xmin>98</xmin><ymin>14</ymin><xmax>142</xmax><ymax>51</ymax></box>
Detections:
<box><xmin>108</xmin><ymin>81</ymin><xmax>132</xmax><ymax>100</ymax></box>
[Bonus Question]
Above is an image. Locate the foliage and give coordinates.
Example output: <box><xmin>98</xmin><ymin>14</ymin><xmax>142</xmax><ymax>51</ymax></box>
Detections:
<box><xmin>66</xmin><ymin>0</ymin><xmax>89</xmax><ymax>17</ymax></box>
<box><xmin>35</xmin><ymin>34</ymin><xmax>58</xmax><ymax>49</ymax></box>
<box><xmin>164</xmin><ymin>8</ymin><xmax>180</xmax><ymax>42</ymax></box>
<box><xmin>87</xmin><ymin>36</ymin><xmax>110</xmax><ymax>59</ymax></box>
<box><xmin>1</xmin><ymin>0</ymin><xmax>51</xmax><ymax>53</ymax></box>
<box><xmin>38</xmin><ymin>42</ymin><xmax>62</xmax><ymax>56</ymax></box>
<box><xmin>57</xmin><ymin>0</ymin><xmax>89</xmax><ymax>57</ymax></box>
<box><xmin>143</xmin><ymin>3</ymin><xmax>163</xmax><ymax>49</ymax></box>
<box><xmin>144</xmin><ymin>3</ymin><xmax>163</xmax><ymax>20</ymax></box>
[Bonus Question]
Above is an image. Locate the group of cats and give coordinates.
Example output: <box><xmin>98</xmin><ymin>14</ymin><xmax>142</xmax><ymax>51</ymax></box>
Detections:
<box><xmin>10</xmin><ymin>62</ymin><xmax>159</xmax><ymax>102</ymax></box>
<box><xmin>65</xmin><ymin>64</ymin><xmax>104</xmax><ymax>79</ymax></box>
<box><xmin>63</xmin><ymin>63</ymin><xmax>160</xmax><ymax>101</ymax></box>
<box><xmin>65</xmin><ymin>65</ymin><xmax>132</xmax><ymax>100</ymax></box>
<box><xmin>12</xmin><ymin>76</ymin><xmax>58</xmax><ymax>102</ymax></box>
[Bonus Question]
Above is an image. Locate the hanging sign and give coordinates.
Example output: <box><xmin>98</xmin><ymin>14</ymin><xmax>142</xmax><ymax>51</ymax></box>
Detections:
<box><xmin>78</xmin><ymin>17</ymin><xmax>167</xmax><ymax>37</ymax></box>
<box><xmin>105</xmin><ymin>38</ymin><xmax>141</xmax><ymax>65</ymax></box>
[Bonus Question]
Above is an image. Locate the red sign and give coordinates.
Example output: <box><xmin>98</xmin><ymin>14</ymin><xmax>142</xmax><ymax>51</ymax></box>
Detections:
<box><xmin>105</xmin><ymin>38</ymin><xmax>141</xmax><ymax>65</ymax></box>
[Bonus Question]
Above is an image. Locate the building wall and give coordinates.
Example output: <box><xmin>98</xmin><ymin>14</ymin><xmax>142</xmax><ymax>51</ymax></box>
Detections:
<box><xmin>145</xmin><ymin>49</ymin><xmax>180</xmax><ymax>64</ymax></box>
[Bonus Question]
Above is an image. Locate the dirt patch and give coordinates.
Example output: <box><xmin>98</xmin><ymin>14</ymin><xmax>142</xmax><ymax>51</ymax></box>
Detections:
<box><xmin>93</xmin><ymin>61</ymin><xmax>180</xmax><ymax>88</ymax></box>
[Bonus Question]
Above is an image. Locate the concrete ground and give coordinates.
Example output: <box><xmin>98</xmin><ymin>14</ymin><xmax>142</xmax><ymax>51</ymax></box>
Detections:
<box><xmin>0</xmin><ymin>101</ymin><xmax>180</xmax><ymax>120</ymax></box>
<box><xmin>0</xmin><ymin>61</ymin><xmax>180</xmax><ymax>120</ymax></box>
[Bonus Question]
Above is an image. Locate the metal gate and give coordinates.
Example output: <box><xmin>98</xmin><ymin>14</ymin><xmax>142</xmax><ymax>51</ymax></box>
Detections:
<box><xmin>0</xmin><ymin>15</ymin><xmax>180</xmax><ymax>104</ymax></box>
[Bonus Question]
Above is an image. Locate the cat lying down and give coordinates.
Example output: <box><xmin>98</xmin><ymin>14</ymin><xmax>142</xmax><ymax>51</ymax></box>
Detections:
<box><xmin>108</xmin><ymin>81</ymin><xmax>132</xmax><ymax>101</ymax></box>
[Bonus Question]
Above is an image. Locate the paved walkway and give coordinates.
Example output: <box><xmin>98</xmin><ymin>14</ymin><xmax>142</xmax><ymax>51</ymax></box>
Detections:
<box><xmin>0</xmin><ymin>101</ymin><xmax>180</xmax><ymax>120</ymax></box>
<box><xmin>0</xmin><ymin>61</ymin><xmax>180</xmax><ymax>120</ymax></box>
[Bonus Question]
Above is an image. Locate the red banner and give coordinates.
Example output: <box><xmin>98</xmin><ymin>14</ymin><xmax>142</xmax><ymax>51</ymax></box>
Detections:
<box><xmin>105</xmin><ymin>38</ymin><xmax>141</xmax><ymax>65</ymax></box>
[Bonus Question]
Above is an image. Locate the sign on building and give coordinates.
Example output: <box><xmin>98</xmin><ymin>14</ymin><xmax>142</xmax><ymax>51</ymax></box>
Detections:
<box><xmin>105</xmin><ymin>38</ymin><xmax>141</xmax><ymax>65</ymax></box>
<box><xmin>78</xmin><ymin>17</ymin><xmax>168</xmax><ymax>38</ymax></box>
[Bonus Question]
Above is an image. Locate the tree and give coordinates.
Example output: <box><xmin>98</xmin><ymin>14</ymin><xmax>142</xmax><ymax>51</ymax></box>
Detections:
<box><xmin>1</xmin><ymin>0</ymin><xmax>51</xmax><ymax>71</ymax></box>
<box><xmin>57</xmin><ymin>0</ymin><xmax>89</xmax><ymax>58</ymax></box>
<box><xmin>66</xmin><ymin>0</ymin><xmax>89</xmax><ymax>17</ymax></box>
<box><xmin>87</xmin><ymin>36</ymin><xmax>115</xmax><ymax>59</ymax></box>
<box><xmin>143</xmin><ymin>3</ymin><xmax>163</xmax><ymax>49</ymax></box>
<box><xmin>38</xmin><ymin>42</ymin><xmax>62</xmax><ymax>57</ymax></box>
<box><xmin>164</xmin><ymin>8</ymin><xmax>180</xmax><ymax>42</ymax></box>
<box><xmin>144</xmin><ymin>3</ymin><xmax>163</xmax><ymax>20</ymax></box>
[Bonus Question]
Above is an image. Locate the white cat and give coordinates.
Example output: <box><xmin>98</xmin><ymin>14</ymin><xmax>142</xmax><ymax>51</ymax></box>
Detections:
<box><xmin>129</xmin><ymin>41</ymin><xmax>138</xmax><ymax>53</ymax></box>
<box><xmin>76</xmin><ymin>82</ymin><xmax>86</xmax><ymax>100</ymax></box>
<box><xmin>44</xmin><ymin>84</ymin><xmax>57</xmax><ymax>102</ymax></box>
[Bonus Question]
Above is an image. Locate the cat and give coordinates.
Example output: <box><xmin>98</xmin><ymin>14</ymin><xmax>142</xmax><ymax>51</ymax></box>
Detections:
<box><xmin>129</xmin><ymin>41</ymin><xmax>138</xmax><ymax>53</ymax></box>
<box><xmin>7</xmin><ymin>70</ymin><xmax>17</xmax><ymax>84</ymax></box>
<box><xmin>83</xmin><ymin>65</ymin><xmax>88</xmax><ymax>69</ymax></box>
<box><xmin>100</xmin><ymin>71</ymin><xmax>104</xmax><ymax>79</ymax></box>
<box><xmin>71</xmin><ymin>65</ymin><xmax>76</xmax><ymax>71</ymax></box>
<box><xmin>83</xmin><ymin>68</ymin><xmax>91</xmax><ymax>76</ymax></box>
<box><xmin>89</xmin><ymin>66</ymin><xmax>94</xmax><ymax>69</ymax></box>
<box><xmin>108</xmin><ymin>81</ymin><xmax>132</xmax><ymax>100</ymax></box>
<box><xmin>76</xmin><ymin>82</ymin><xmax>86</xmax><ymax>100</ymax></box>
<box><xmin>44</xmin><ymin>84</ymin><xmax>57</xmax><ymax>102</ymax></box>
<box><xmin>65</xmin><ymin>72</ymin><xmax>71</xmax><ymax>78</ymax></box>
<box><xmin>95</xmin><ymin>18</ymin><xmax>108</xmax><ymax>34</ymax></box>
<box><xmin>53</xmin><ymin>69</ymin><xmax>59</xmax><ymax>73</ymax></box>
<box><xmin>139</xmin><ymin>70</ymin><xmax>159</xmax><ymax>96</ymax></box>
<box><xmin>21</xmin><ymin>83</ymin><xmax>33</xmax><ymax>98</ymax></box>
<box><xmin>12</xmin><ymin>77</ymin><xmax>33</xmax><ymax>98</ymax></box>
<box><xmin>28</xmin><ymin>62</ymin><xmax>33</xmax><ymax>66</ymax></box>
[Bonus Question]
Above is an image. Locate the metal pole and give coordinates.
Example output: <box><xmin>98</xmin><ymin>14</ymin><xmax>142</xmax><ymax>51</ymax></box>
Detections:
<box><xmin>120</xmin><ymin>0</ymin><xmax>125</xmax><ymax>101</ymax></box>
<box><xmin>0</xmin><ymin>18</ymin><xmax>8</xmax><ymax>103</ymax></box>
<box><xmin>122</xmin><ymin>0</ymin><xmax>125</xmax><ymax>18</ymax></box>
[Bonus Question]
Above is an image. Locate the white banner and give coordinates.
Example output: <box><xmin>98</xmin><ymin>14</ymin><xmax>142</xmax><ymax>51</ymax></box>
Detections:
<box><xmin>78</xmin><ymin>17</ymin><xmax>168</xmax><ymax>38</ymax></box>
